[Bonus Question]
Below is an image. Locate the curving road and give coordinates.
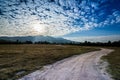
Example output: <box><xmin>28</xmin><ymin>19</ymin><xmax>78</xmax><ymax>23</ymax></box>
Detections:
<box><xmin>19</xmin><ymin>48</ymin><xmax>113</xmax><ymax>80</ymax></box>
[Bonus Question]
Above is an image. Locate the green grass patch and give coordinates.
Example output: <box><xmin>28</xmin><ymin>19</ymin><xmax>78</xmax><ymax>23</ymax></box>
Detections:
<box><xmin>0</xmin><ymin>44</ymin><xmax>99</xmax><ymax>80</ymax></box>
<box><xmin>102</xmin><ymin>47</ymin><xmax>120</xmax><ymax>80</ymax></box>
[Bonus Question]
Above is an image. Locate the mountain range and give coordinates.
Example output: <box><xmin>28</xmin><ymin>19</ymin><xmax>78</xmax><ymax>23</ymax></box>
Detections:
<box><xmin>0</xmin><ymin>36</ymin><xmax>73</xmax><ymax>43</ymax></box>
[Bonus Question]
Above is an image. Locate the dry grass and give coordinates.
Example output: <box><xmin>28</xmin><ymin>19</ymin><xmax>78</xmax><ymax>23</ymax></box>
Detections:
<box><xmin>0</xmin><ymin>44</ymin><xmax>99</xmax><ymax>80</ymax></box>
<box><xmin>102</xmin><ymin>47</ymin><xmax>120</xmax><ymax>80</ymax></box>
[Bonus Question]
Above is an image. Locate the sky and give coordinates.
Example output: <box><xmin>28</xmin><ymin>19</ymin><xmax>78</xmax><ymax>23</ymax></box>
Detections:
<box><xmin>0</xmin><ymin>0</ymin><xmax>120</xmax><ymax>42</ymax></box>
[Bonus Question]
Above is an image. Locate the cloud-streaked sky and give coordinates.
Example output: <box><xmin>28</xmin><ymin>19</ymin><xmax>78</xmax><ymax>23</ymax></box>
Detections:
<box><xmin>0</xmin><ymin>0</ymin><xmax>120</xmax><ymax>42</ymax></box>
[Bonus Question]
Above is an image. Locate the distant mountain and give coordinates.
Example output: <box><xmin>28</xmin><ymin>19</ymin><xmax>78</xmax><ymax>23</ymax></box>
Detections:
<box><xmin>0</xmin><ymin>36</ymin><xmax>34</xmax><ymax>42</ymax></box>
<box><xmin>34</xmin><ymin>36</ymin><xmax>73</xmax><ymax>43</ymax></box>
<box><xmin>0</xmin><ymin>36</ymin><xmax>73</xmax><ymax>43</ymax></box>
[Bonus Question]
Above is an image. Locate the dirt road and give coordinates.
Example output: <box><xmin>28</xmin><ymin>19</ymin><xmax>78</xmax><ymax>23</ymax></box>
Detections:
<box><xmin>19</xmin><ymin>48</ymin><xmax>113</xmax><ymax>80</ymax></box>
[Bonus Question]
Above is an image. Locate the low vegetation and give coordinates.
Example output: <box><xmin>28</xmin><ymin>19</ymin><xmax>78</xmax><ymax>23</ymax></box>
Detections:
<box><xmin>102</xmin><ymin>47</ymin><xmax>120</xmax><ymax>80</ymax></box>
<box><xmin>0</xmin><ymin>39</ymin><xmax>120</xmax><ymax>47</ymax></box>
<box><xmin>0</xmin><ymin>44</ymin><xmax>99</xmax><ymax>80</ymax></box>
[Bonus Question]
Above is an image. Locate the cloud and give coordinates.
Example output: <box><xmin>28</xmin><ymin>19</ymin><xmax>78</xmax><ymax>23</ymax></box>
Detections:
<box><xmin>98</xmin><ymin>11</ymin><xmax>120</xmax><ymax>27</ymax></box>
<box><xmin>64</xmin><ymin>35</ymin><xmax>120</xmax><ymax>42</ymax></box>
<box><xmin>0</xmin><ymin>0</ymin><xmax>120</xmax><ymax>36</ymax></box>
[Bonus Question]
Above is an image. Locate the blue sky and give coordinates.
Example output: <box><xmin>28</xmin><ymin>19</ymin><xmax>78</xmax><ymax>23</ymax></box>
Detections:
<box><xmin>63</xmin><ymin>23</ymin><xmax>120</xmax><ymax>42</ymax></box>
<box><xmin>64</xmin><ymin>23</ymin><xmax>120</xmax><ymax>37</ymax></box>
<box><xmin>0</xmin><ymin>0</ymin><xmax>120</xmax><ymax>42</ymax></box>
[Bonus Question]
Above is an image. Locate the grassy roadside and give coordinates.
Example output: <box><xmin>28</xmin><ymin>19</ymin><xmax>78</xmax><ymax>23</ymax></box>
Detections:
<box><xmin>0</xmin><ymin>44</ymin><xmax>99</xmax><ymax>80</ymax></box>
<box><xmin>102</xmin><ymin>47</ymin><xmax>120</xmax><ymax>80</ymax></box>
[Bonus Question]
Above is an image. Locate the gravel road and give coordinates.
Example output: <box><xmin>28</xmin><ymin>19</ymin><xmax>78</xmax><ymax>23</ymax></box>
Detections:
<box><xmin>19</xmin><ymin>48</ymin><xmax>113</xmax><ymax>80</ymax></box>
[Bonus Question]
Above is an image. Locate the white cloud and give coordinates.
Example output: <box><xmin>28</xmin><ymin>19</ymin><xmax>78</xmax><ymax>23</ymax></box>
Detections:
<box><xmin>0</xmin><ymin>0</ymin><xmax>120</xmax><ymax>37</ymax></box>
<box><xmin>64</xmin><ymin>35</ymin><xmax>120</xmax><ymax>42</ymax></box>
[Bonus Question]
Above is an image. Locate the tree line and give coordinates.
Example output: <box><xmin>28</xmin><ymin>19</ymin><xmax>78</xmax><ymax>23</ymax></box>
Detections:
<box><xmin>0</xmin><ymin>39</ymin><xmax>120</xmax><ymax>47</ymax></box>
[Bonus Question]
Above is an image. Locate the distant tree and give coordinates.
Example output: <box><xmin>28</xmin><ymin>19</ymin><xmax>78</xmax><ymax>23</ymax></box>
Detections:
<box><xmin>25</xmin><ymin>41</ymin><xmax>33</xmax><ymax>44</ymax></box>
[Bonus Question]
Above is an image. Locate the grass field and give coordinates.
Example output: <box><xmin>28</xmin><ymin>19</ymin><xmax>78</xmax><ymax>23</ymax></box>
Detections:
<box><xmin>0</xmin><ymin>44</ymin><xmax>99</xmax><ymax>80</ymax></box>
<box><xmin>102</xmin><ymin>47</ymin><xmax>120</xmax><ymax>80</ymax></box>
